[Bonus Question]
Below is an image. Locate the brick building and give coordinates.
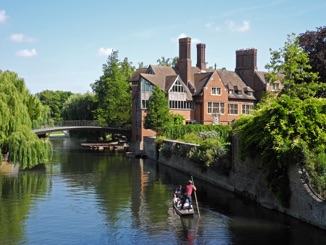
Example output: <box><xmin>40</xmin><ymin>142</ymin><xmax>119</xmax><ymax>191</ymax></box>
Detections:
<box><xmin>130</xmin><ymin>37</ymin><xmax>281</xmax><ymax>150</ymax></box>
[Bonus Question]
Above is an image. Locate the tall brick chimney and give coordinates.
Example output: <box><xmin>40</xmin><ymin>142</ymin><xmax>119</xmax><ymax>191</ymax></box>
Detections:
<box><xmin>235</xmin><ymin>48</ymin><xmax>257</xmax><ymax>71</ymax></box>
<box><xmin>196</xmin><ymin>43</ymin><xmax>206</xmax><ymax>70</ymax></box>
<box><xmin>178</xmin><ymin>37</ymin><xmax>192</xmax><ymax>83</ymax></box>
<box><xmin>235</xmin><ymin>48</ymin><xmax>258</xmax><ymax>96</ymax></box>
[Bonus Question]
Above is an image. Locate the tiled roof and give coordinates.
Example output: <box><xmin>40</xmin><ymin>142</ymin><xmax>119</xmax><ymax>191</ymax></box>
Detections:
<box><xmin>129</xmin><ymin>68</ymin><xmax>147</xmax><ymax>82</ymax></box>
<box><xmin>256</xmin><ymin>71</ymin><xmax>268</xmax><ymax>84</ymax></box>
<box><xmin>131</xmin><ymin>65</ymin><xmax>256</xmax><ymax>101</ymax></box>
<box><xmin>256</xmin><ymin>71</ymin><xmax>284</xmax><ymax>84</ymax></box>
<box><xmin>165</xmin><ymin>75</ymin><xmax>178</xmax><ymax>92</ymax></box>
<box><xmin>193</xmin><ymin>72</ymin><xmax>213</xmax><ymax>96</ymax></box>
<box><xmin>140</xmin><ymin>65</ymin><xmax>177</xmax><ymax>90</ymax></box>
<box><xmin>217</xmin><ymin>69</ymin><xmax>256</xmax><ymax>101</ymax></box>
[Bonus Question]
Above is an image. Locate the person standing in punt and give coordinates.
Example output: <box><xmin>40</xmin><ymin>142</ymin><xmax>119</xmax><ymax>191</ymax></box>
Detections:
<box><xmin>180</xmin><ymin>180</ymin><xmax>196</xmax><ymax>210</ymax></box>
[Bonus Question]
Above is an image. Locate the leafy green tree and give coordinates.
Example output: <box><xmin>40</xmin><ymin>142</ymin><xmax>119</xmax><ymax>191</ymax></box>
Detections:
<box><xmin>91</xmin><ymin>51</ymin><xmax>134</xmax><ymax>129</ymax></box>
<box><xmin>0</xmin><ymin>71</ymin><xmax>52</xmax><ymax>169</ymax></box>
<box><xmin>36</xmin><ymin>90</ymin><xmax>72</xmax><ymax>121</ymax></box>
<box><xmin>236</xmin><ymin>34</ymin><xmax>326</xmax><ymax>205</ymax></box>
<box><xmin>298</xmin><ymin>26</ymin><xmax>326</xmax><ymax>85</ymax></box>
<box><xmin>61</xmin><ymin>93</ymin><xmax>97</xmax><ymax>120</ymax></box>
<box><xmin>265</xmin><ymin>34</ymin><xmax>326</xmax><ymax>100</ymax></box>
<box><xmin>157</xmin><ymin>56</ymin><xmax>178</xmax><ymax>67</ymax></box>
<box><xmin>144</xmin><ymin>86</ymin><xmax>172</xmax><ymax>131</ymax></box>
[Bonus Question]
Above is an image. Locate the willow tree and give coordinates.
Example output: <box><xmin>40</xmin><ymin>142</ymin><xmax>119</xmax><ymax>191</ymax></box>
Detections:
<box><xmin>0</xmin><ymin>70</ymin><xmax>52</xmax><ymax>169</ymax></box>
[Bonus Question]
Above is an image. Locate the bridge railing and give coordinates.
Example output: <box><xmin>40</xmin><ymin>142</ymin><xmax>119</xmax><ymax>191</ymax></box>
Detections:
<box><xmin>33</xmin><ymin>120</ymin><xmax>102</xmax><ymax>129</ymax></box>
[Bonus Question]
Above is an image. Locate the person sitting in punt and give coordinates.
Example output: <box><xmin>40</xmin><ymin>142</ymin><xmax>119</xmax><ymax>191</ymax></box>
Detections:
<box><xmin>174</xmin><ymin>185</ymin><xmax>183</xmax><ymax>206</ymax></box>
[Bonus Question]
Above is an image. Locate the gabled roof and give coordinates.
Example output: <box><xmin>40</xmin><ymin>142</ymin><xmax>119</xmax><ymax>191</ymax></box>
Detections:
<box><xmin>192</xmin><ymin>72</ymin><xmax>213</xmax><ymax>96</ymax></box>
<box><xmin>217</xmin><ymin>69</ymin><xmax>256</xmax><ymax>101</ymax></box>
<box><xmin>255</xmin><ymin>71</ymin><xmax>268</xmax><ymax>84</ymax></box>
<box><xmin>164</xmin><ymin>75</ymin><xmax>178</xmax><ymax>92</ymax></box>
<box><xmin>164</xmin><ymin>75</ymin><xmax>193</xmax><ymax>100</ymax></box>
<box><xmin>139</xmin><ymin>65</ymin><xmax>177</xmax><ymax>90</ymax></box>
<box><xmin>129</xmin><ymin>68</ymin><xmax>147</xmax><ymax>82</ymax></box>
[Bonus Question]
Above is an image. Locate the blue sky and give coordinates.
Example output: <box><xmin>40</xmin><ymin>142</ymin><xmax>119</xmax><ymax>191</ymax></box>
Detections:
<box><xmin>0</xmin><ymin>0</ymin><xmax>325</xmax><ymax>94</ymax></box>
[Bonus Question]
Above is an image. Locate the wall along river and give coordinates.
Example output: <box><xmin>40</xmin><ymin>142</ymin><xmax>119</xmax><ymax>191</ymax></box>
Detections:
<box><xmin>0</xmin><ymin>137</ymin><xmax>325</xmax><ymax>244</ymax></box>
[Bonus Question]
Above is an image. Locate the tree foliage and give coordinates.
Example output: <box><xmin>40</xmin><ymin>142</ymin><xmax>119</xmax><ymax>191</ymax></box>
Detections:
<box><xmin>265</xmin><ymin>34</ymin><xmax>325</xmax><ymax>100</ymax></box>
<box><xmin>237</xmin><ymin>34</ymin><xmax>326</xmax><ymax>205</ymax></box>
<box><xmin>91</xmin><ymin>51</ymin><xmax>134</xmax><ymax>129</ymax></box>
<box><xmin>144</xmin><ymin>86</ymin><xmax>172</xmax><ymax>131</ymax></box>
<box><xmin>0</xmin><ymin>71</ymin><xmax>52</xmax><ymax>169</ymax></box>
<box><xmin>157</xmin><ymin>56</ymin><xmax>178</xmax><ymax>67</ymax></box>
<box><xmin>36</xmin><ymin>90</ymin><xmax>72</xmax><ymax>121</ymax></box>
<box><xmin>298</xmin><ymin>26</ymin><xmax>326</xmax><ymax>85</ymax></box>
<box><xmin>61</xmin><ymin>93</ymin><xmax>97</xmax><ymax>120</ymax></box>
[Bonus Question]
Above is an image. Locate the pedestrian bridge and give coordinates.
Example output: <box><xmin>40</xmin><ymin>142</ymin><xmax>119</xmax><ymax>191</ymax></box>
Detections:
<box><xmin>32</xmin><ymin>120</ymin><xmax>131</xmax><ymax>138</ymax></box>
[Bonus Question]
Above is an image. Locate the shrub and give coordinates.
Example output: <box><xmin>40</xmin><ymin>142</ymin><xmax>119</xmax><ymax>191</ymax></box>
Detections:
<box><xmin>159</xmin><ymin>143</ymin><xmax>173</xmax><ymax>159</ymax></box>
<box><xmin>182</xmin><ymin>133</ymin><xmax>202</xmax><ymax>145</ymax></box>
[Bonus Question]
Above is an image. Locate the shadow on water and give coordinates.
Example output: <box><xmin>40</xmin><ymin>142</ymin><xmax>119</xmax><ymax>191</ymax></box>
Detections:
<box><xmin>144</xmin><ymin>158</ymin><xmax>326</xmax><ymax>245</ymax></box>
<box><xmin>2</xmin><ymin>137</ymin><xmax>324</xmax><ymax>244</ymax></box>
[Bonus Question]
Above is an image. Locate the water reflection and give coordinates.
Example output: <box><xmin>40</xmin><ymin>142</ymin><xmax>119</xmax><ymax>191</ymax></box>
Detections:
<box><xmin>0</xmin><ymin>137</ymin><xmax>325</xmax><ymax>244</ymax></box>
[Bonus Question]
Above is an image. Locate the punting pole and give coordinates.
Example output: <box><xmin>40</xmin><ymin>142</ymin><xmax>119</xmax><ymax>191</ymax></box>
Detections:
<box><xmin>191</xmin><ymin>176</ymin><xmax>200</xmax><ymax>218</ymax></box>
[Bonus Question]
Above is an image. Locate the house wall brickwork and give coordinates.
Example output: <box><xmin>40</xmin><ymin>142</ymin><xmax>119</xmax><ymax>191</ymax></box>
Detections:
<box><xmin>130</xmin><ymin>37</ymin><xmax>275</xmax><ymax>149</ymax></box>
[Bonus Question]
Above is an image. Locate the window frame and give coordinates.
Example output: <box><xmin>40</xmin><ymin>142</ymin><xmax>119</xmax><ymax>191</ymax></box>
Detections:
<box><xmin>207</xmin><ymin>102</ymin><xmax>225</xmax><ymax>114</ymax></box>
<box><xmin>228</xmin><ymin>103</ymin><xmax>238</xmax><ymax>115</ymax></box>
<box><xmin>211</xmin><ymin>87</ymin><xmax>221</xmax><ymax>96</ymax></box>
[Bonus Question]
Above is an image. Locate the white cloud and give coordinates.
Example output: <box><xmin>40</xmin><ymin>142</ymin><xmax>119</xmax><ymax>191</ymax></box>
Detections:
<box><xmin>97</xmin><ymin>47</ymin><xmax>113</xmax><ymax>57</ymax></box>
<box><xmin>16</xmin><ymin>49</ymin><xmax>38</xmax><ymax>57</ymax></box>
<box><xmin>10</xmin><ymin>33</ymin><xmax>36</xmax><ymax>42</ymax></box>
<box><xmin>227</xmin><ymin>20</ymin><xmax>250</xmax><ymax>32</ymax></box>
<box><xmin>178</xmin><ymin>33</ymin><xmax>187</xmax><ymax>39</ymax></box>
<box><xmin>0</xmin><ymin>9</ymin><xmax>8</xmax><ymax>23</ymax></box>
<box><xmin>171</xmin><ymin>34</ymin><xmax>200</xmax><ymax>44</ymax></box>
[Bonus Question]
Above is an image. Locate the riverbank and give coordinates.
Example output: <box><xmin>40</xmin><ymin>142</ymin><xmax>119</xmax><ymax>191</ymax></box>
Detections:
<box><xmin>143</xmin><ymin>136</ymin><xmax>326</xmax><ymax>230</ymax></box>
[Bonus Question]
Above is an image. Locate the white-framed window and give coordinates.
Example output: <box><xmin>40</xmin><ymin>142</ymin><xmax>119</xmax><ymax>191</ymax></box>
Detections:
<box><xmin>228</xmin><ymin>104</ymin><xmax>238</xmax><ymax>115</ymax></box>
<box><xmin>171</xmin><ymin>80</ymin><xmax>184</xmax><ymax>92</ymax></box>
<box><xmin>207</xmin><ymin>102</ymin><xmax>225</xmax><ymax>114</ymax></box>
<box><xmin>211</xmin><ymin>87</ymin><xmax>221</xmax><ymax>95</ymax></box>
<box><xmin>141</xmin><ymin>100</ymin><xmax>149</xmax><ymax>109</ymax></box>
<box><xmin>242</xmin><ymin>104</ymin><xmax>254</xmax><ymax>114</ymax></box>
<box><xmin>272</xmin><ymin>83</ymin><xmax>280</xmax><ymax>91</ymax></box>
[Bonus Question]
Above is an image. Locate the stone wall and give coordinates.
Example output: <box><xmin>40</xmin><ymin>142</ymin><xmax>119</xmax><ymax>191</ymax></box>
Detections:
<box><xmin>143</xmin><ymin>136</ymin><xmax>326</xmax><ymax>230</ymax></box>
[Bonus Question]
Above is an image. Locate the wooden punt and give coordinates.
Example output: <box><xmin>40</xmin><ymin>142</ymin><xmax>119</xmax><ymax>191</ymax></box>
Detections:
<box><xmin>173</xmin><ymin>197</ymin><xmax>194</xmax><ymax>216</ymax></box>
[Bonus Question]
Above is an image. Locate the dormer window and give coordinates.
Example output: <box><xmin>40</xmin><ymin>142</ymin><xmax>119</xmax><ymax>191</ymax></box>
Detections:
<box><xmin>147</xmin><ymin>67</ymin><xmax>154</xmax><ymax>74</ymax></box>
<box><xmin>272</xmin><ymin>83</ymin><xmax>280</xmax><ymax>91</ymax></box>
<box><xmin>246</xmin><ymin>91</ymin><xmax>253</xmax><ymax>96</ymax></box>
<box><xmin>237</xmin><ymin>90</ymin><xmax>242</xmax><ymax>95</ymax></box>
<box><xmin>228</xmin><ymin>90</ymin><xmax>233</xmax><ymax>94</ymax></box>
<box><xmin>211</xmin><ymin>87</ymin><xmax>221</xmax><ymax>95</ymax></box>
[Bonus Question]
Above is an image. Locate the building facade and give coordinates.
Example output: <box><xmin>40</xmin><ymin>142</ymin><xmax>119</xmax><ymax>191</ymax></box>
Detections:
<box><xmin>130</xmin><ymin>37</ymin><xmax>280</xmax><ymax>150</ymax></box>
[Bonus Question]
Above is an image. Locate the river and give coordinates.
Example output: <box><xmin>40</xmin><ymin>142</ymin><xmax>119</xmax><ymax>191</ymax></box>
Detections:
<box><xmin>0</xmin><ymin>137</ymin><xmax>325</xmax><ymax>245</ymax></box>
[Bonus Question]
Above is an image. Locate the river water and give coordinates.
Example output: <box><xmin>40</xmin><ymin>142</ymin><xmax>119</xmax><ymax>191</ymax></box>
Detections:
<box><xmin>0</xmin><ymin>137</ymin><xmax>326</xmax><ymax>245</ymax></box>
